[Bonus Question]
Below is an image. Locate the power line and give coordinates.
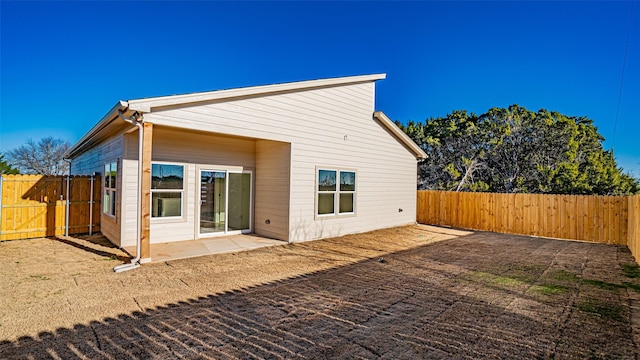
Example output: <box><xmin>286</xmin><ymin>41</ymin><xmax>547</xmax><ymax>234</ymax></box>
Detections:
<box><xmin>612</xmin><ymin>1</ymin><xmax>636</xmax><ymax>152</ymax></box>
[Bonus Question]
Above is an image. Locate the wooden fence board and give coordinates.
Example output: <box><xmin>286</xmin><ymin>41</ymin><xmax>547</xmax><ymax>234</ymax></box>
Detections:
<box><xmin>417</xmin><ymin>191</ymin><xmax>631</xmax><ymax>248</ymax></box>
<box><xmin>610</xmin><ymin>197</ymin><xmax>617</xmax><ymax>244</ymax></box>
<box><xmin>628</xmin><ymin>195</ymin><xmax>640</xmax><ymax>258</ymax></box>
<box><xmin>526</xmin><ymin>194</ymin><xmax>534</xmax><ymax>236</ymax></box>
<box><xmin>588</xmin><ymin>196</ymin><xmax>596</xmax><ymax>241</ymax></box>
<box><xmin>550</xmin><ymin>195</ymin><xmax>557</xmax><ymax>238</ymax></box>
<box><xmin>597</xmin><ymin>196</ymin><xmax>605</xmax><ymax>243</ymax></box>
<box><xmin>576</xmin><ymin>196</ymin><xmax>584</xmax><ymax>241</ymax></box>
<box><xmin>621</xmin><ymin>198</ymin><xmax>629</xmax><ymax>246</ymax></box>
<box><xmin>0</xmin><ymin>174</ymin><xmax>101</xmax><ymax>240</ymax></box>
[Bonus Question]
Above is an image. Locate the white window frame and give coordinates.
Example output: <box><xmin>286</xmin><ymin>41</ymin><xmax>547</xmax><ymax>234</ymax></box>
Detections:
<box><xmin>103</xmin><ymin>161</ymin><xmax>117</xmax><ymax>217</ymax></box>
<box><xmin>338</xmin><ymin>170</ymin><xmax>356</xmax><ymax>215</ymax></box>
<box><xmin>151</xmin><ymin>162</ymin><xmax>185</xmax><ymax>219</ymax></box>
<box><xmin>315</xmin><ymin>167</ymin><xmax>357</xmax><ymax>218</ymax></box>
<box><xmin>197</xmin><ymin>167</ymin><xmax>253</xmax><ymax>238</ymax></box>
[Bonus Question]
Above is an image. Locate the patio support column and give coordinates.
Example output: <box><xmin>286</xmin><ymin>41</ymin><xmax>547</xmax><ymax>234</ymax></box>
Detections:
<box><xmin>140</xmin><ymin>122</ymin><xmax>153</xmax><ymax>261</ymax></box>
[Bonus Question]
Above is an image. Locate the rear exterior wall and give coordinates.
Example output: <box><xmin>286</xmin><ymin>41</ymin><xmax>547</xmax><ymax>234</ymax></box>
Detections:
<box><xmin>145</xmin><ymin>81</ymin><xmax>418</xmax><ymax>242</ymax></box>
<box><xmin>255</xmin><ymin>140</ymin><xmax>291</xmax><ymax>241</ymax></box>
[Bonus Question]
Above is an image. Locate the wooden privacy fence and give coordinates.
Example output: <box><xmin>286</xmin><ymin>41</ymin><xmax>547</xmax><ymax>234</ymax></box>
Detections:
<box><xmin>627</xmin><ymin>195</ymin><xmax>640</xmax><ymax>259</ymax></box>
<box><xmin>0</xmin><ymin>174</ymin><xmax>100</xmax><ymax>241</ymax></box>
<box><xmin>417</xmin><ymin>190</ymin><xmax>631</xmax><ymax>246</ymax></box>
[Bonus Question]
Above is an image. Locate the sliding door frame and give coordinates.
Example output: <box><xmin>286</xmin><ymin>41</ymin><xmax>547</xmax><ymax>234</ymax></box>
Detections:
<box><xmin>197</xmin><ymin>167</ymin><xmax>253</xmax><ymax>238</ymax></box>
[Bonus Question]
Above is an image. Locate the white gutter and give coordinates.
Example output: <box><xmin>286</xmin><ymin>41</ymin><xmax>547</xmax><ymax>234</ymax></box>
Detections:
<box><xmin>113</xmin><ymin>109</ymin><xmax>143</xmax><ymax>273</ymax></box>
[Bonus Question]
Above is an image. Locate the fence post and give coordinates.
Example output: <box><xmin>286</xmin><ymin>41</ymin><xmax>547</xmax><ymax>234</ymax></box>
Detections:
<box><xmin>89</xmin><ymin>173</ymin><xmax>94</xmax><ymax>235</ymax></box>
<box><xmin>65</xmin><ymin>175</ymin><xmax>70</xmax><ymax>237</ymax></box>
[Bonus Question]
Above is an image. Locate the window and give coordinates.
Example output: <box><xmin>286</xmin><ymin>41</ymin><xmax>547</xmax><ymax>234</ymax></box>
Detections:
<box><xmin>318</xmin><ymin>170</ymin><xmax>336</xmax><ymax>215</ymax></box>
<box><xmin>317</xmin><ymin>168</ymin><xmax>356</xmax><ymax>216</ymax></box>
<box><xmin>339</xmin><ymin>171</ymin><xmax>356</xmax><ymax>213</ymax></box>
<box><xmin>151</xmin><ymin>163</ymin><xmax>184</xmax><ymax>218</ymax></box>
<box><xmin>103</xmin><ymin>161</ymin><xmax>117</xmax><ymax>216</ymax></box>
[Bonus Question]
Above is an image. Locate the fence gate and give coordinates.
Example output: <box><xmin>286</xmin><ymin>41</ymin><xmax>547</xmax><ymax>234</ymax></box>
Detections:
<box><xmin>0</xmin><ymin>174</ymin><xmax>101</xmax><ymax>241</ymax></box>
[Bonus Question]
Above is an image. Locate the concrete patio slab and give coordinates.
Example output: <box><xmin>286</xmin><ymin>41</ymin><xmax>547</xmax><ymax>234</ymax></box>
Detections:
<box><xmin>124</xmin><ymin>234</ymin><xmax>286</xmax><ymax>262</ymax></box>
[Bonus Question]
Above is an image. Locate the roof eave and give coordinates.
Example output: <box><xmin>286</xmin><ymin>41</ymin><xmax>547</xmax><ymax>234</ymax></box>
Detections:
<box><xmin>66</xmin><ymin>74</ymin><xmax>390</xmax><ymax>159</ymax></box>
<box><xmin>65</xmin><ymin>101</ymin><xmax>130</xmax><ymax>159</ymax></box>
<box><xmin>128</xmin><ymin>73</ymin><xmax>387</xmax><ymax>112</ymax></box>
<box><xmin>373</xmin><ymin>111</ymin><xmax>428</xmax><ymax>160</ymax></box>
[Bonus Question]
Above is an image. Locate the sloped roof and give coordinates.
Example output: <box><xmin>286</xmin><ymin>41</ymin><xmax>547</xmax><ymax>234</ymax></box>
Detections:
<box><xmin>126</xmin><ymin>73</ymin><xmax>387</xmax><ymax>112</ymax></box>
<box><xmin>67</xmin><ymin>73</ymin><xmax>425</xmax><ymax>160</ymax></box>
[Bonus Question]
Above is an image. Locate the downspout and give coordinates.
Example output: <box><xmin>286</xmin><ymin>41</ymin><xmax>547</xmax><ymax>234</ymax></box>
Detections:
<box><xmin>114</xmin><ymin>110</ymin><xmax>143</xmax><ymax>273</ymax></box>
<box><xmin>62</xmin><ymin>158</ymin><xmax>72</xmax><ymax>237</ymax></box>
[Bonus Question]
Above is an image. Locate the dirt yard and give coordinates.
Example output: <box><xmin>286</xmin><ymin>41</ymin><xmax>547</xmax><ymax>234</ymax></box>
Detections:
<box><xmin>1</xmin><ymin>225</ymin><xmax>640</xmax><ymax>359</ymax></box>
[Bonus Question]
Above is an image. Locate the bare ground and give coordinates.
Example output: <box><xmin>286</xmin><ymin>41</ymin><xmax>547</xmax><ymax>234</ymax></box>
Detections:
<box><xmin>1</xmin><ymin>225</ymin><xmax>640</xmax><ymax>359</ymax></box>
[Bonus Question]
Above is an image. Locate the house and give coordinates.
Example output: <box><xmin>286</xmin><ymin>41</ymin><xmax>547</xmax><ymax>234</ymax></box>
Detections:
<box><xmin>67</xmin><ymin>73</ymin><xmax>427</xmax><ymax>264</ymax></box>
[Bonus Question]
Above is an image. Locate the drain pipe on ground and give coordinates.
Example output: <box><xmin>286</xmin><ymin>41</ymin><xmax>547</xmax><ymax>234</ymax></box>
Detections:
<box><xmin>114</xmin><ymin>110</ymin><xmax>143</xmax><ymax>273</ymax></box>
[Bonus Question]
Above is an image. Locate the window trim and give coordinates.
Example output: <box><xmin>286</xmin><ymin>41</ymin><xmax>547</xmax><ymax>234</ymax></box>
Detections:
<box><xmin>103</xmin><ymin>160</ymin><xmax>117</xmax><ymax>218</ymax></box>
<box><xmin>315</xmin><ymin>166</ymin><xmax>357</xmax><ymax>219</ymax></box>
<box><xmin>338</xmin><ymin>170</ymin><xmax>356</xmax><ymax>215</ymax></box>
<box><xmin>151</xmin><ymin>161</ymin><xmax>186</xmax><ymax>220</ymax></box>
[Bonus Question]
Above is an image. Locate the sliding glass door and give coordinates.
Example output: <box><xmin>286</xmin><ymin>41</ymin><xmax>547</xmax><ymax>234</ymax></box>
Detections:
<box><xmin>228</xmin><ymin>173</ymin><xmax>251</xmax><ymax>231</ymax></box>
<box><xmin>199</xmin><ymin>171</ymin><xmax>226</xmax><ymax>234</ymax></box>
<box><xmin>199</xmin><ymin>169</ymin><xmax>251</xmax><ymax>236</ymax></box>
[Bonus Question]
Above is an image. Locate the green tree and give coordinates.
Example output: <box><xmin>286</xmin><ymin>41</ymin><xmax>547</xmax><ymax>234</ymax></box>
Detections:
<box><xmin>398</xmin><ymin>110</ymin><xmax>489</xmax><ymax>191</ymax></box>
<box><xmin>0</xmin><ymin>154</ymin><xmax>19</xmax><ymax>175</ymax></box>
<box><xmin>398</xmin><ymin>105</ymin><xmax>639</xmax><ymax>195</ymax></box>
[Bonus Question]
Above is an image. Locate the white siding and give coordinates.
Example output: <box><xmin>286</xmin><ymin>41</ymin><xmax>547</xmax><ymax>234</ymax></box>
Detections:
<box><xmin>70</xmin><ymin>134</ymin><xmax>124</xmax><ymax>246</ymax></box>
<box><xmin>255</xmin><ymin>140</ymin><xmax>291</xmax><ymax>241</ymax></box>
<box><xmin>152</xmin><ymin>126</ymin><xmax>256</xmax><ymax>167</ymax></box>
<box><xmin>145</xmin><ymin>82</ymin><xmax>418</xmax><ymax>242</ymax></box>
<box><xmin>121</xmin><ymin>132</ymin><xmax>140</xmax><ymax>247</ymax></box>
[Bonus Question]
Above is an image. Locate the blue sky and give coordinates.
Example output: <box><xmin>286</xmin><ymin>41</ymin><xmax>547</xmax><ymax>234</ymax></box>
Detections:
<box><xmin>1</xmin><ymin>1</ymin><xmax>639</xmax><ymax>176</ymax></box>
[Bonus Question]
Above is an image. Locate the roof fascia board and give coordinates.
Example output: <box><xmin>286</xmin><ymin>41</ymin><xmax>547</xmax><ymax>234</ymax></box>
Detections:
<box><xmin>66</xmin><ymin>101</ymin><xmax>130</xmax><ymax>158</ymax></box>
<box><xmin>128</xmin><ymin>73</ymin><xmax>386</xmax><ymax>112</ymax></box>
<box><xmin>373</xmin><ymin>111</ymin><xmax>428</xmax><ymax>160</ymax></box>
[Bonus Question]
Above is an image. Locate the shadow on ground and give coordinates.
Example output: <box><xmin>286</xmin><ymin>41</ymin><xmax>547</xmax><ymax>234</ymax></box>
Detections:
<box><xmin>2</xmin><ymin>231</ymin><xmax>639</xmax><ymax>359</ymax></box>
<box><xmin>53</xmin><ymin>235</ymin><xmax>130</xmax><ymax>262</ymax></box>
